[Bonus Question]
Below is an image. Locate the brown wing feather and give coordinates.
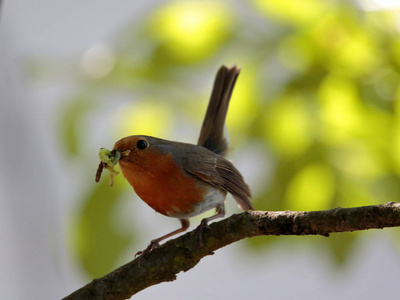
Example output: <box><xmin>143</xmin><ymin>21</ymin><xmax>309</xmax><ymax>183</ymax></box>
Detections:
<box><xmin>183</xmin><ymin>152</ymin><xmax>253</xmax><ymax>211</ymax></box>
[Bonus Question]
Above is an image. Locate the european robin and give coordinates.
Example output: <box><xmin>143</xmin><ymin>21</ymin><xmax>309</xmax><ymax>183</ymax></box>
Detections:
<box><xmin>96</xmin><ymin>65</ymin><xmax>253</xmax><ymax>255</ymax></box>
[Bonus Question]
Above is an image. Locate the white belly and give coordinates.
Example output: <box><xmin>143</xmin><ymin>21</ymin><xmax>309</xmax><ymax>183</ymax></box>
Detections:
<box><xmin>167</xmin><ymin>187</ymin><xmax>226</xmax><ymax>218</ymax></box>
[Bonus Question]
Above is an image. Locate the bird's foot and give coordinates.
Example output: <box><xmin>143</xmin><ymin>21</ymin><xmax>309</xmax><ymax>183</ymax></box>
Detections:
<box><xmin>135</xmin><ymin>240</ymin><xmax>160</xmax><ymax>257</ymax></box>
<box><xmin>192</xmin><ymin>219</ymin><xmax>212</xmax><ymax>247</ymax></box>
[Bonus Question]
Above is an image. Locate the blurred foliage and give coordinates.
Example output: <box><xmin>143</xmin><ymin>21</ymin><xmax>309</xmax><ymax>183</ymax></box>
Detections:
<box><xmin>71</xmin><ymin>179</ymin><xmax>131</xmax><ymax>276</ymax></box>
<box><xmin>49</xmin><ymin>0</ymin><xmax>400</xmax><ymax>277</ymax></box>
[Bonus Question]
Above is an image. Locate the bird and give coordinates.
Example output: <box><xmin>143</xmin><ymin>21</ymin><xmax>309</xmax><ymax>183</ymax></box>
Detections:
<box><xmin>96</xmin><ymin>65</ymin><xmax>253</xmax><ymax>255</ymax></box>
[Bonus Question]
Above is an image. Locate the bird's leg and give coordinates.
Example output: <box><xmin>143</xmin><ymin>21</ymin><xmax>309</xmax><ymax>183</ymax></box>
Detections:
<box><xmin>193</xmin><ymin>204</ymin><xmax>226</xmax><ymax>247</ymax></box>
<box><xmin>136</xmin><ymin>218</ymin><xmax>190</xmax><ymax>257</ymax></box>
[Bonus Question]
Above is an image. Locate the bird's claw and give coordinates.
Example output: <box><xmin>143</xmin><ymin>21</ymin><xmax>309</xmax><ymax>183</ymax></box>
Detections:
<box><xmin>192</xmin><ymin>220</ymin><xmax>212</xmax><ymax>247</ymax></box>
<box><xmin>135</xmin><ymin>240</ymin><xmax>160</xmax><ymax>257</ymax></box>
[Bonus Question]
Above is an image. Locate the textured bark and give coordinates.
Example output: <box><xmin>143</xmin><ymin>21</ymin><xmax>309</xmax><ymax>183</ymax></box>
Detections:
<box><xmin>63</xmin><ymin>202</ymin><xmax>400</xmax><ymax>300</ymax></box>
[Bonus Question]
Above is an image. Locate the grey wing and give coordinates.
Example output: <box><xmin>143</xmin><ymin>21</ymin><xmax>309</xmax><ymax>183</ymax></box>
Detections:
<box><xmin>183</xmin><ymin>153</ymin><xmax>253</xmax><ymax>211</ymax></box>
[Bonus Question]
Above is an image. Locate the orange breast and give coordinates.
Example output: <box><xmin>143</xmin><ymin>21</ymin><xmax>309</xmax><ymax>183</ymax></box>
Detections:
<box><xmin>119</xmin><ymin>152</ymin><xmax>207</xmax><ymax>217</ymax></box>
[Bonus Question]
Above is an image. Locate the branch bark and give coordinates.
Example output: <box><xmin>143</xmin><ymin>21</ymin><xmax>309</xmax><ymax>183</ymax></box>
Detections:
<box><xmin>63</xmin><ymin>202</ymin><xmax>400</xmax><ymax>300</ymax></box>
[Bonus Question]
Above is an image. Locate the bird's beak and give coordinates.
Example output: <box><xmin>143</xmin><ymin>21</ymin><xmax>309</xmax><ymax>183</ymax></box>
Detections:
<box><xmin>120</xmin><ymin>149</ymin><xmax>131</xmax><ymax>158</ymax></box>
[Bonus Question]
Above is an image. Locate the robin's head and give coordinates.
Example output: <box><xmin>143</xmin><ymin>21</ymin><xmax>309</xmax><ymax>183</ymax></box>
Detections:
<box><xmin>113</xmin><ymin>135</ymin><xmax>163</xmax><ymax>163</ymax></box>
<box><xmin>112</xmin><ymin>135</ymin><xmax>178</xmax><ymax>170</ymax></box>
<box><xmin>114</xmin><ymin>134</ymin><xmax>148</xmax><ymax>152</ymax></box>
<box><xmin>94</xmin><ymin>136</ymin><xmax>149</xmax><ymax>185</ymax></box>
<box><xmin>96</xmin><ymin>135</ymin><xmax>185</xmax><ymax>185</ymax></box>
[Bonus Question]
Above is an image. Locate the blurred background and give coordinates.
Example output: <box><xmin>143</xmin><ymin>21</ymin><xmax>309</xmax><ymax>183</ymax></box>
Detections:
<box><xmin>2</xmin><ymin>0</ymin><xmax>400</xmax><ymax>299</ymax></box>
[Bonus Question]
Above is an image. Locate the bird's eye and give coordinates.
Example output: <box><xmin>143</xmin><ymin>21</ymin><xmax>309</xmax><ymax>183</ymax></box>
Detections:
<box><xmin>136</xmin><ymin>140</ymin><xmax>148</xmax><ymax>150</ymax></box>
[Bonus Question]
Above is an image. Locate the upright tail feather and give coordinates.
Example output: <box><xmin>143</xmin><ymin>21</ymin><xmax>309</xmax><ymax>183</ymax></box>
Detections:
<box><xmin>197</xmin><ymin>65</ymin><xmax>241</xmax><ymax>156</ymax></box>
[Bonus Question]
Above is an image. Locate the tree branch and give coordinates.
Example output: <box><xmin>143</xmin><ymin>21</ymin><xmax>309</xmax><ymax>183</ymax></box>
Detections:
<box><xmin>63</xmin><ymin>202</ymin><xmax>400</xmax><ymax>300</ymax></box>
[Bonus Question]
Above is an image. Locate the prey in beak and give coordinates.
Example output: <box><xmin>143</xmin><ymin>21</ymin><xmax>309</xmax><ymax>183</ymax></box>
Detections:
<box><xmin>95</xmin><ymin>148</ymin><xmax>130</xmax><ymax>186</ymax></box>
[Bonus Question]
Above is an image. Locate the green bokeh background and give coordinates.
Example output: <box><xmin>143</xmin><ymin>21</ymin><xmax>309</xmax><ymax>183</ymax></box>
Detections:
<box><xmin>50</xmin><ymin>0</ymin><xmax>400</xmax><ymax>277</ymax></box>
